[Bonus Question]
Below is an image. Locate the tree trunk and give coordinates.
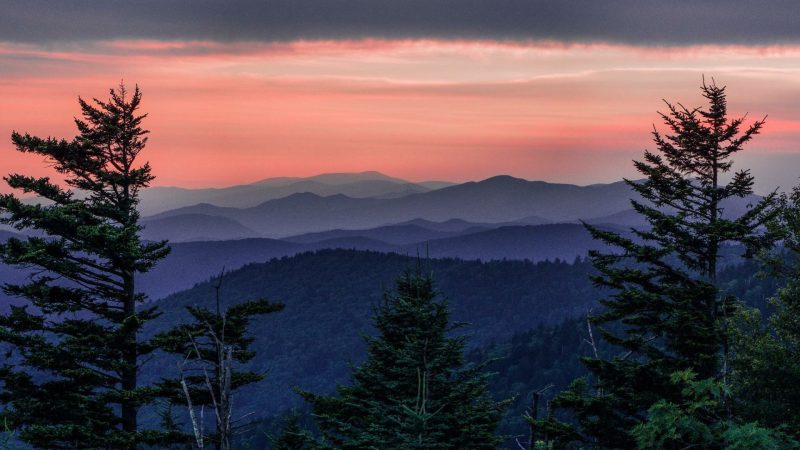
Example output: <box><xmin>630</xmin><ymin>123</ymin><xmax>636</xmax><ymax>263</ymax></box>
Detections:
<box><xmin>121</xmin><ymin>271</ymin><xmax>138</xmax><ymax>441</ymax></box>
<box><xmin>528</xmin><ymin>390</ymin><xmax>541</xmax><ymax>450</ymax></box>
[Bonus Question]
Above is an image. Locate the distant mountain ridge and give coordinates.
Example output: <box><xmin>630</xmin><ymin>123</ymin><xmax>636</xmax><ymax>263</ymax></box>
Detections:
<box><xmin>399</xmin><ymin>223</ymin><xmax>618</xmax><ymax>262</ymax></box>
<box><xmin>251</xmin><ymin>171</ymin><xmax>409</xmax><ymax>186</ymax></box>
<box><xmin>146</xmin><ymin>175</ymin><xmax>762</xmax><ymax>240</ymax></box>
<box><xmin>284</xmin><ymin>217</ymin><xmax>554</xmax><ymax>246</ymax></box>
<box><xmin>2</xmin><ymin>217</ymin><xmax>753</xmax><ymax>307</ymax></box>
<box><xmin>138</xmin><ymin>171</ymin><xmax>455</xmax><ymax>215</ymax></box>
<box><xmin>285</xmin><ymin>223</ymin><xmax>469</xmax><ymax>245</ymax></box>
<box><xmin>147</xmin><ymin>175</ymin><xmax>632</xmax><ymax>237</ymax></box>
<box><xmin>1</xmin><ymin>222</ymin><xmax>610</xmax><ymax>307</ymax></box>
<box><xmin>140</xmin><ymin>214</ymin><xmax>261</xmax><ymax>242</ymax></box>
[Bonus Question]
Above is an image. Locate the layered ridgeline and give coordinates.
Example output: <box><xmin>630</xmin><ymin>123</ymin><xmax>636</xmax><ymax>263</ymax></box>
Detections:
<box><xmin>138</xmin><ymin>171</ymin><xmax>454</xmax><ymax>216</ymax></box>
<box><xmin>141</xmin><ymin>175</ymin><xmax>761</xmax><ymax>241</ymax></box>
<box><xmin>0</xmin><ymin>222</ymin><xmax>753</xmax><ymax>309</ymax></box>
<box><xmin>139</xmin><ymin>249</ymin><xmax>777</xmax><ymax>449</ymax></box>
<box><xmin>2</xmin><ymin>172</ymin><xmax>759</xmax><ymax>309</ymax></box>
<box><xmin>0</xmin><ymin>223</ymin><xmax>616</xmax><ymax>306</ymax></box>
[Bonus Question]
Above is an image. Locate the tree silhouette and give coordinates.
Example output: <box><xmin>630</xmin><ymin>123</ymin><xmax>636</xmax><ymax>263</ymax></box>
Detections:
<box><xmin>0</xmin><ymin>84</ymin><xmax>173</xmax><ymax>448</ymax></box>
<box><xmin>541</xmin><ymin>80</ymin><xmax>779</xmax><ymax>448</ymax></box>
<box><xmin>303</xmin><ymin>266</ymin><xmax>503</xmax><ymax>449</ymax></box>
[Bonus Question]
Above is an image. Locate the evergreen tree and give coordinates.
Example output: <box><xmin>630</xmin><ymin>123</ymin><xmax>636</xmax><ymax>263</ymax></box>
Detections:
<box><xmin>631</xmin><ymin>370</ymin><xmax>796</xmax><ymax>449</ymax></box>
<box><xmin>543</xmin><ymin>80</ymin><xmax>778</xmax><ymax>448</ymax></box>
<box><xmin>0</xmin><ymin>84</ymin><xmax>172</xmax><ymax>448</ymax></box>
<box><xmin>154</xmin><ymin>270</ymin><xmax>284</xmax><ymax>450</ymax></box>
<box><xmin>302</xmin><ymin>266</ymin><xmax>503</xmax><ymax>449</ymax></box>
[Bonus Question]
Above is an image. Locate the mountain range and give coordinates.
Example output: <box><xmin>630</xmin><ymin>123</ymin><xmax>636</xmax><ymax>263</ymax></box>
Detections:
<box><xmin>143</xmin><ymin>175</ymin><xmax>761</xmax><ymax>240</ymax></box>
<box><xmin>1</xmin><ymin>222</ymin><xmax>619</xmax><ymax>305</ymax></box>
<box><xmin>2</xmin><ymin>172</ymin><xmax>765</xmax><ymax>304</ymax></box>
<box><xmin>6</xmin><ymin>172</ymin><xmax>759</xmax><ymax>242</ymax></box>
<box><xmin>144</xmin><ymin>175</ymin><xmax>630</xmax><ymax>239</ymax></box>
<box><xmin>140</xmin><ymin>222</ymin><xmax>626</xmax><ymax>299</ymax></box>
<box><xmin>138</xmin><ymin>171</ymin><xmax>454</xmax><ymax>216</ymax></box>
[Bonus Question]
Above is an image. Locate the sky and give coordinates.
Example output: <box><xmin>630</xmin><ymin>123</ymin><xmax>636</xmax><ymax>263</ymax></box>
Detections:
<box><xmin>2</xmin><ymin>1</ymin><xmax>800</xmax><ymax>194</ymax></box>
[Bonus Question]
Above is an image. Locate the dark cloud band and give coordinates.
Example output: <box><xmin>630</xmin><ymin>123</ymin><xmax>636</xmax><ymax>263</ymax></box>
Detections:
<box><xmin>3</xmin><ymin>0</ymin><xmax>799</xmax><ymax>45</ymax></box>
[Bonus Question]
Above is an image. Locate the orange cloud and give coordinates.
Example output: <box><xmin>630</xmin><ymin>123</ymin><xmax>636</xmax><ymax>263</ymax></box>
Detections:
<box><xmin>1</xmin><ymin>39</ymin><xmax>799</xmax><ymax>194</ymax></box>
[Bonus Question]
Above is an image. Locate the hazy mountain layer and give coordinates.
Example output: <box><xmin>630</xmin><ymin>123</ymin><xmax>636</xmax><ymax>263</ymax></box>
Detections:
<box><xmin>146</xmin><ymin>176</ymin><xmax>634</xmax><ymax>237</ymax></box>
<box><xmin>285</xmin><ymin>223</ymin><xmax>476</xmax><ymax>245</ymax></box>
<box><xmin>138</xmin><ymin>171</ymin><xmax>454</xmax><ymax>215</ymax></box>
<box><xmin>402</xmin><ymin>223</ymin><xmax>618</xmax><ymax>262</ymax></box>
<box><xmin>140</xmin><ymin>213</ymin><xmax>261</xmax><ymax>242</ymax></box>
<box><xmin>147</xmin><ymin>175</ymin><xmax>762</xmax><ymax>239</ymax></box>
<box><xmin>0</xmin><ymin>222</ymin><xmax>622</xmax><ymax>306</ymax></box>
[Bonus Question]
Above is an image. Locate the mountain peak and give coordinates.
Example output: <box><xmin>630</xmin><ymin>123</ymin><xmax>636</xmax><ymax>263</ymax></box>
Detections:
<box><xmin>477</xmin><ymin>175</ymin><xmax>530</xmax><ymax>185</ymax></box>
<box><xmin>282</xmin><ymin>192</ymin><xmax>325</xmax><ymax>200</ymax></box>
<box><xmin>306</xmin><ymin>171</ymin><xmax>408</xmax><ymax>185</ymax></box>
<box><xmin>252</xmin><ymin>171</ymin><xmax>409</xmax><ymax>187</ymax></box>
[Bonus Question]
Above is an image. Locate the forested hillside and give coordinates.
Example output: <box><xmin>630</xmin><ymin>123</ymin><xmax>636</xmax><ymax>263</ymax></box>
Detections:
<box><xmin>143</xmin><ymin>250</ymin><xmax>603</xmax><ymax>419</ymax></box>
<box><xmin>136</xmin><ymin>248</ymin><xmax>779</xmax><ymax>448</ymax></box>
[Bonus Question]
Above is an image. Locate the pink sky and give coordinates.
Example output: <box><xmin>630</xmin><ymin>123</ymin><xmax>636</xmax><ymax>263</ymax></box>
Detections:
<box><xmin>2</xmin><ymin>39</ymin><xmax>800</xmax><ymax>193</ymax></box>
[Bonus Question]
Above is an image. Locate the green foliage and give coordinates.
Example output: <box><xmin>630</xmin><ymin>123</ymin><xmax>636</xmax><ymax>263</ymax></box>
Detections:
<box><xmin>632</xmin><ymin>370</ymin><xmax>797</xmax><ymax>450</ymax></box>
<box><xmin>302</xmin><ymin>266</ymin><xmax>503</xmax><ymax>449</ymax></box>
<box><xmin>545</xmin><ymin>80</ymin><xmax>779</xmax><ymax>448</ymax></box>
<box><xmin>633</xmin><ymin>371</ymin><xmax>721</xmax><ymax>448</ymax></box>
<box><xmin>0</xmin><ymin>84</ymin><xmax>173</xmax><ymax>448</ymax></box>
<box><xmin>721</xmin><ymin>423</ymin><xmax>795</xmax><ymax>450</ymax></box>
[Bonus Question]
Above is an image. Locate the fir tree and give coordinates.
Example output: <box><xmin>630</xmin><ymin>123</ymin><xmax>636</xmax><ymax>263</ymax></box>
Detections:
<box><xmin>302</xmin><ymin>266</ymin><xmax>503</xmax><ymax>449</ymax></box>
<box><xmin>154</xmin><ymin>270</ymin><xmax>284</xmax><ymax>450</ymax></box>
<box><xmin>0</xmin><ymin>84</ymin><xmax>172</xmax><ymax>448</ymax></box>
<box><xmin>543</xmin><ymin>80</ymin><xmax>778</xmax><ymax>448</ymax></box>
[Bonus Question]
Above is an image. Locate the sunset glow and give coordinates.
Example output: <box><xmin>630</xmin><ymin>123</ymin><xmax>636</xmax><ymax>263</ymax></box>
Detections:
<box><xmin>3</xmin><ymin>38</ymin><xmax>800</xmax><ymax>193</ymax></box>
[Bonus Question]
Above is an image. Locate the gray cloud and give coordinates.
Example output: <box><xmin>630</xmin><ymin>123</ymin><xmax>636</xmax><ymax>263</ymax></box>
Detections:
<box><xmin>2</xmin><ymin>0</ymin><xmax>800</xmax><ymax>46</ymax></box>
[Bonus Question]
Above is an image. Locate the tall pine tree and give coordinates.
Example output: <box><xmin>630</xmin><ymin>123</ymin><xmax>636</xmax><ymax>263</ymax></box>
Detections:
<box><xmin>302</xmin><ymin>266</ymin><xmax>503</xmax><ymax>449</ymax></box>
<box><xmin>0</xmin><ymin>84</ymin><xmax>172</xmax><ymax>448</ymax></box>
<box><xmin>543</xmin><ymin>80</ymin><xmax>778</xmax><ymax>448</ymax></box>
